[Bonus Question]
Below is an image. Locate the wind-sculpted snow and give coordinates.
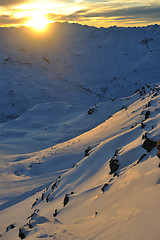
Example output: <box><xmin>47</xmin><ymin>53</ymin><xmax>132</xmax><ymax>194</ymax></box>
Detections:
<box><xmin>0</xmin><ymin>23</ymin><xmax>160</xmax><ymax>240</ymax></box>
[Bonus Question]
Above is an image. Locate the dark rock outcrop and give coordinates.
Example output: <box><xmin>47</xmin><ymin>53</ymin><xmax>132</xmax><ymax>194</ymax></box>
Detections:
<box><xmin>157</xmin><ymin>151</ymin><xmax>160</xmax><ymax>159</ymax></box>
<box><xmin>141</xmin><ymin>122</ymin><xmax>145</xmax><ymax>129</ymax></box>
<box><xmin>6</xmin><ymin>224</ymin><xmax>15</xmax><ymax>232</ymax></box>
<box><xmin>142</xmin><ymin>133</ymin><xmax>148</xmax><ymax>139</ymax></box>
<box><xmin>51</xmin><ymin>181</ymin><xmax>57</xmax><ymax>190</ymax></box>
<box><xmin>101</xmin><ymin>183</ymin><xmax>109</xmax><ymax>193</ymax></box>
<box><xmin>84</xmin><ymin>146</ymin><xmax>91</xmax><ymax>157</ymax></box>
<box><xmin>156</xmin><ymin>140</ymin><xmax>160</xmax><ymax>159</ymax></box>
<box><xmin>18</xmin><ymin>227</ymin><xmax>26</xmax><ymax>239</ymax></box>
<box><xmin>41</xmin><ymin>193</ymin><xmax>45</xmax><ymax>201</ymax></box>
<box><xmin>142</xmin><ymin>138</ymin><xmax>156</xmax><ymax>152</ymax></box>
<box><xmin>157</xmin><ymin>140</ymin><xmax>160</xmax><ymax>151</ymax></box>
<box><xmin>88</xmin><ymin>108</ymin><xmax>94</xmax><ymax>115</ymax></box>
<box><xmin>63</xmin><ymin>194</ymin><xmax>69</xmax><ymax>207</ymax></box>
<box><xmin>53</xmin><ymin>209</ymin><xmax>58</xmax><ymax>217</ymax></box>
<box><xmin>109</xmin><ymin>157</ymin><xmax>119</xmax><ymax>175</ymax></box>
<box><xmin>88</xmin><ymin>106</ymin><xmax>96</xmax><ymax>115</ymax></box>
<box><xmin>28</xmin><ymin>224</ymin><xmax>33</xmax><ymax>229</ymax></box>
<box><xmin>145</xmin><ymin>111</ymin><xmax>150</xmax><ymax>120</ymax></box>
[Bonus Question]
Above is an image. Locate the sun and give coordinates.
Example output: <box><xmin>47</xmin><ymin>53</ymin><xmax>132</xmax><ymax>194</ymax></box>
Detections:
<box><xmin>26</xmin><ymin>13</ymin><xmax>50</xmax><ymax>32</ymax></box>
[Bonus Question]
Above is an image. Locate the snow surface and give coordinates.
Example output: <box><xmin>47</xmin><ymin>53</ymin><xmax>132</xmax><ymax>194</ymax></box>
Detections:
<box><xmin>0</xmin><ymin>22</ymin><xmax>160</xmax><ymax>239</ymax></box>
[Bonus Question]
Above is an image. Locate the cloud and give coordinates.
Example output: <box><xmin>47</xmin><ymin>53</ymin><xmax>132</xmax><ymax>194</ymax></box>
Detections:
<box><xmin>50</xmin><ymin>4</ymin><xmax>160</xmax><ymax>24</ymax></box>
<box><xmin>59</xmin><ymin>9</ymin><xmax>88</xmax><ymax>20</ymax></box>
<box><xmin>86</xmin><ymin>5</ymin><xmax>160</xmax><ymax>19</ymax></box>
<box><xmin>0</xmin><ymin>14</ymin><xmax>28</xmax><ymax>25</ymax></box>
<box><xmin>0</xmin><ymin>0</ymin><xmax>160</xmax><ymax>27</ymax></box>
<box><xmin>0</xmin><ymin>0</ymin><xmax>29</xmax><ymax>6</ymax></box>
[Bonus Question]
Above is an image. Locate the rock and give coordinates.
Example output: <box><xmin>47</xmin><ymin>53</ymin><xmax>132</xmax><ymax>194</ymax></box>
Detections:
<box><xmin>88</xmin><ymin>106</ymin><xmax>96</xmax><ymax>115</ymax></box>
<box><xmin>46</xmin><ymin>194</ymin><xmax>50</xmax><ymax>203</ymax></box>
<box><xmin>137</xmin><ymin>154</ymin><xmax>147</xmax><ymax>164</ymax></box>
<box><xmin>84</xmin><ymin>146</ymin><xmax>91</xmax><ymax>157</ymax></box>
<box><xmin>113</xmin><ymin>172</ymin><xmax>119</xmax><ymax>177</ymax></box>
<box><xmin>6</xmin><ymin>224</ymin><xmax>15</xmax><ymax>232</ymax></box>
<box><xmin>101</xmin><ymin>183</ymin><xmax>109</xmax><ymax>193</ymax></box>
<box><xmin>145</xmin><ymin>111</ymin><xmax>150</xmax><ymax>120</ymax></box>
<box><xmin>28</xmin><ymin>224</ymin><xmax>33</xmax><ymax>229</ymax></box>
<box><xmin>157</xmin><ymin>140</ymin><xmax>160</xmax><ymax>150</ymax></box>
<box><xmin>142</xmin><ymin>138</ymin><xmax>157</xmax><ymax>152</ymax></box>
<box><xmin>142</xmin><ymin>133</ymin><xmax>148</xmax><ymax>139</ymax></box>
<box><xmin>18</xmin><ymin>227</ymin><xmax>26</xmax><ymax>239</ymax></box>
<box><xmin>32</xmin><ymin>201</ymin><xmax>36</xmax><ymax>208</ymax></box>
<box><xmin>51</xmin><ymin>181</ymin><xmax>57</xmax><ymax>190</ymax></box>
<box><xmin>141</xmin><ymin>122</ymin><xmax>145</xmax><ymax>129</ymax></box>
<box><xmin>157</xmin><ymin>150</ymin><xmax>160</xmax><ymax>159</ymax></box>
<box><xmin>109</xmin><ymin>157</ymin><xmax>119</xmax><ymax>175</ymax></box>
<box><xmin>145</xmin><ymin>102</ymin><xmax>151</xmax><ymax>108</ymax></box>
<box><xmin>88</xmin><ymin>108</ymin><xmax>94</xmax><ymax>115</ymax></box>
<box><xmin>114</xmin><ymin>149</ymin><xmax>119</xmax><ymax>156</ymax></box>
<box><xmin>131</xmin><ymin>123</ymin><xmax>137</xmax><ymax>129</ymax></box>
<box><xmin>153</xmin><ymin>92</ymin><xmax>157</xmax><ymax>97</ymax></box>
<box><xmin>41</xmin><ymin>193</ymin><xmax>44</xmax><ymax>201</ymax></box>
<box><xmin>63</xmin><ymin>194</ymin><xmax>69</xmax><ymax>207</ymax></box>
<box><xmin>53</xmin><ymin>209</ymin><xmax>58</xmax><ymax>217</ymax></box>
<box><xmin>4</xmin><ymin>57</ymin><xmax>10</xmax><ymax>62</ymax></box>
<box><xmin>42</xmin><ymin>56</ymin><xmax>50</xmax><ymax>64</ymax></box>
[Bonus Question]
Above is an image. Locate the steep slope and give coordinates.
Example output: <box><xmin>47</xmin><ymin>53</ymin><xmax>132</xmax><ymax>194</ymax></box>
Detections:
<box><xmin>0</xmin><ymin>84</ymin><xmax>160</xmax><ymax>239</ymax></box>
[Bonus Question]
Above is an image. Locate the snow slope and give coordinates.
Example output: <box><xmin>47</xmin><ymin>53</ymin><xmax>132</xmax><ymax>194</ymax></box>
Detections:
<box><xmin>0</xmin><ymin>23</ymin><xmax>160</xmax><ymax>239</ymax></box>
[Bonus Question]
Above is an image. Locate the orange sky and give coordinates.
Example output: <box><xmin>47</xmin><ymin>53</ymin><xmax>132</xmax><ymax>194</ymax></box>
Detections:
<box><xmin>0</xmin><ymin>0</ymin><xmax>160</xmax><ymax>28</ymax></box>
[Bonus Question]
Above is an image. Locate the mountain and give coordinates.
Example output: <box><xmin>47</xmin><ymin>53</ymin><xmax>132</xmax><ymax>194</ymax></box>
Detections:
<box><xmin>0</xmin><ymin>22</ymin><xmax>160</xmax><ymax>239</ymax></box>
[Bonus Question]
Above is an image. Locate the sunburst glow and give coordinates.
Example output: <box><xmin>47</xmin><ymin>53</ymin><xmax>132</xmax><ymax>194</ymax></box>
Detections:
<box><xmin>0</xmin><ymin>0</ymin><xmax>159</xmax><ymax>28</ymax></box>
<box><xmin>26</xmin><ymin>13</ymin><xmax>50</xmax><ymax>32</ymax></box>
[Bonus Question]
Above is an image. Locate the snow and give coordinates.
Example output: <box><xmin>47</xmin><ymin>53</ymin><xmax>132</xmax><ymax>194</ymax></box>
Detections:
<box><xmin>0</xmin><ymin>22</ymin><xmax>160</xmax><ymax>239</ymax></box>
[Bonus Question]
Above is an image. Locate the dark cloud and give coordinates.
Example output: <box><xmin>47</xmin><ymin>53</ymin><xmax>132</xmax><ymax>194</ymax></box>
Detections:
<box><xmin>55</xmin><ymin>9</ymin><xmax>88</xmax><ymax>21</ymax></box>
<box><xmin>0</xmin><ymin>0</ymin><xmax>97</xmax><ymax>6</ymax></box>
<box><xmin>85</xmin><ymin>5</ymin><xmax>160</xmax><ymax>19</ymax></box>
<box><xmin>0</xmin><ymin>0</ymin><xmax>29</xmax><ymax>6</ymax></box>
<box><xmin>0</xmin><ymin>14</ymin><xmax>28</xmax><ymax>25</ymax></box>
<box><xmin>51</xmin><ymin>4</ymin><xmax>160</xmax><ymax>23</ymax></box>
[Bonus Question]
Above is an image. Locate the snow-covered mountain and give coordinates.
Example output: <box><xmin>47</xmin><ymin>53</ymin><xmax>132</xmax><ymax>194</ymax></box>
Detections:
<box><xmin>0</xmin><ymin>22</ymin><xmax>160</xmax><ymax>239</ymax></box>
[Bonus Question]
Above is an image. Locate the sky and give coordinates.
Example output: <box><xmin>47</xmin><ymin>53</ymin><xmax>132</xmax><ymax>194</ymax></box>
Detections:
<box><xmin>0</xmin><ymin>0</ymin><xmax>160</xmax><ymax>29</ymax></box>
